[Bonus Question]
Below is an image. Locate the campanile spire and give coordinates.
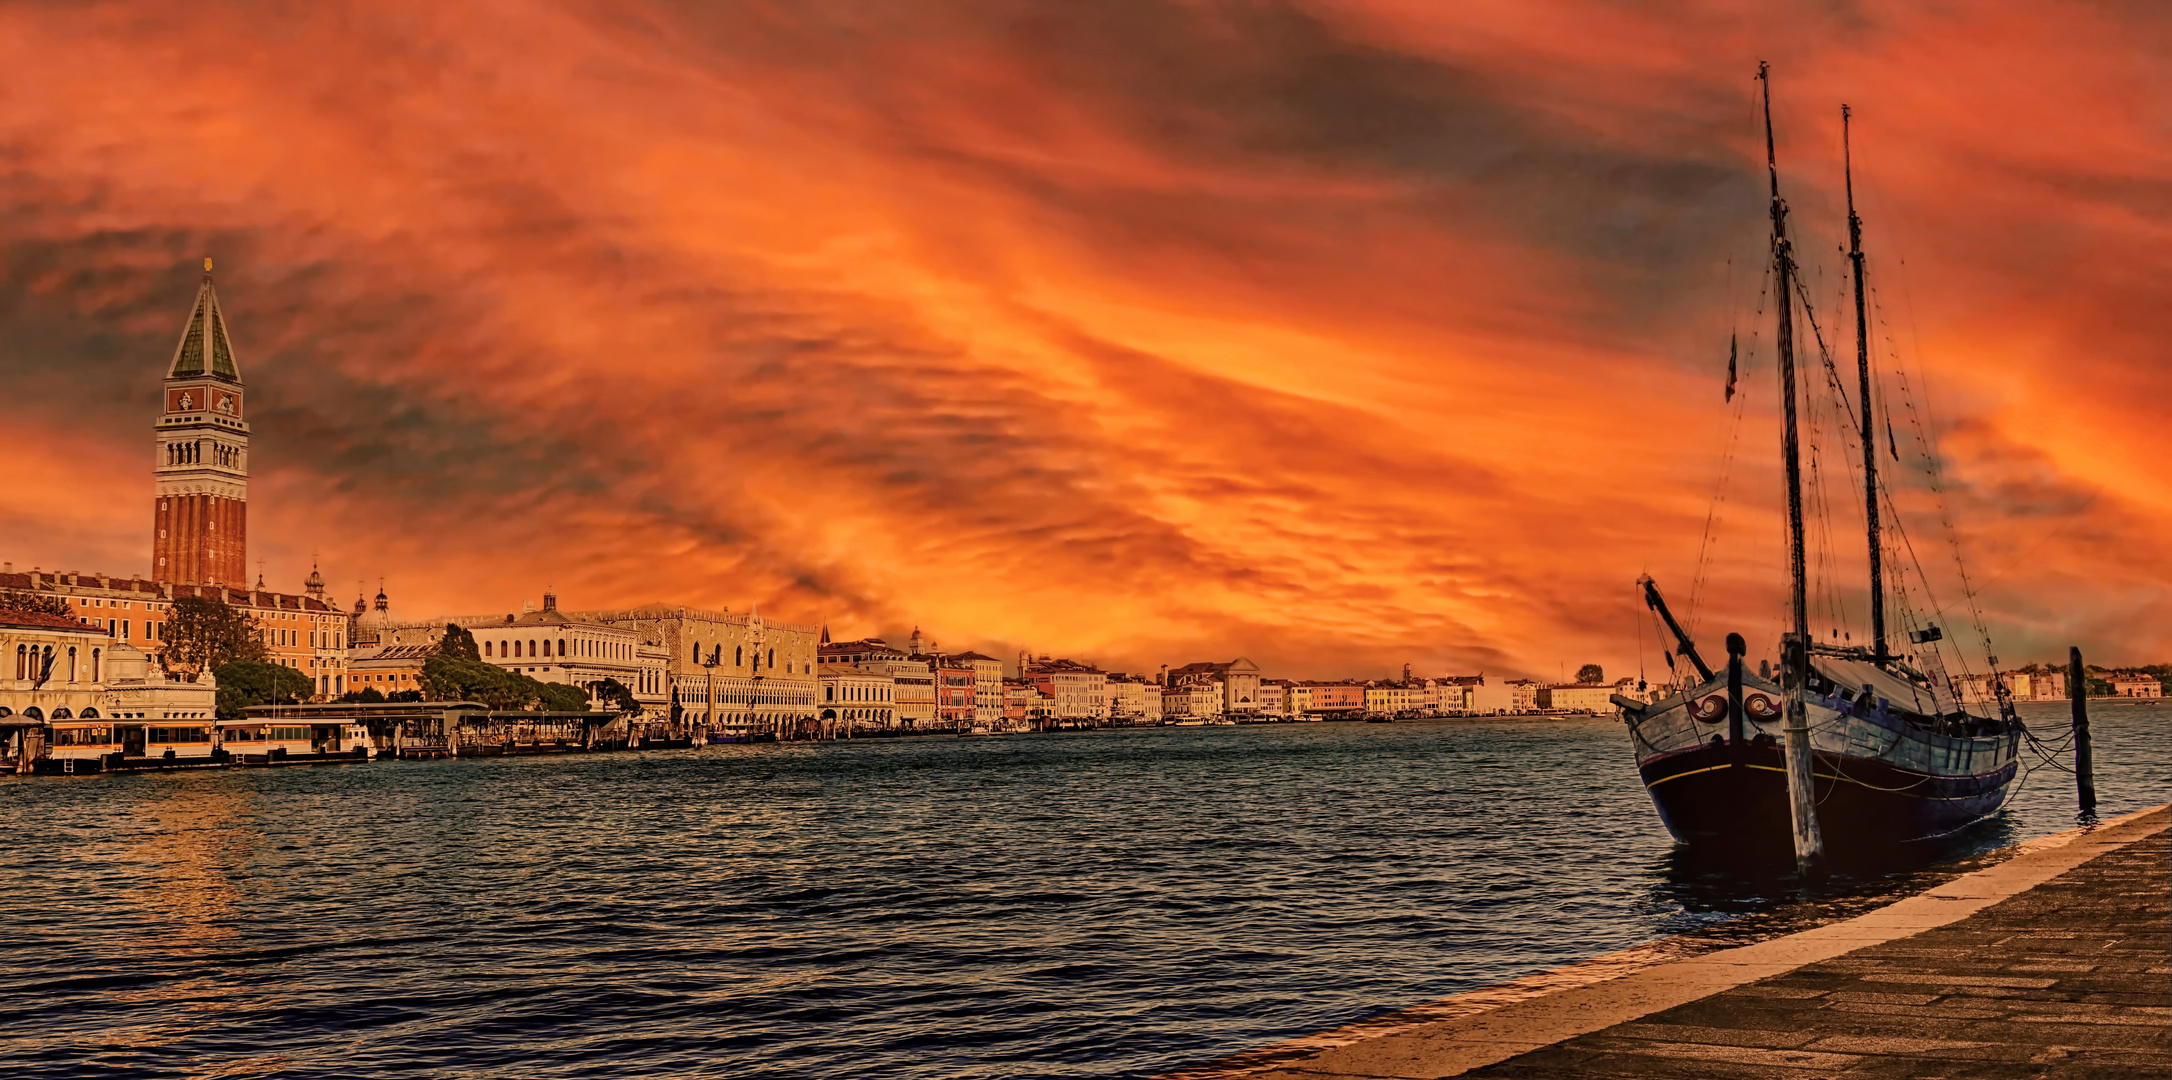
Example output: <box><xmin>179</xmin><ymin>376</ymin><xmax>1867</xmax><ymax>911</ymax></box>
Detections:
<box><xmin>153</xmin><ymin>258</ymin><xmax>250</xmax><ymax>586</ymax></box>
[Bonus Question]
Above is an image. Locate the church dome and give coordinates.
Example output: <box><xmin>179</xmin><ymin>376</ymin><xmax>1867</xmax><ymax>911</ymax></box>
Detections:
<box><xmin>104</xmin><ymin>642</ymin><xmax>152</xmax><ymax>683</ymax></box>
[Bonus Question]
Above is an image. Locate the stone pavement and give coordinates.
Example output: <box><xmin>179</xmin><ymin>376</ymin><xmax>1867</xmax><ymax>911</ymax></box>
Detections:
<box><xmin>1184</xmin><ymin>806</ymin><xmax>2168</xmax><ymax>1080</ymax></box>
<box><xmin>1460</xmin><ymin>823</ymin><xmax>2169</xmax><ymax>1078</ymax></box>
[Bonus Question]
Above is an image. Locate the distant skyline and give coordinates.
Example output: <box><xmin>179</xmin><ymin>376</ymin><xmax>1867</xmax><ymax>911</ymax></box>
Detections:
<box><xmin>2</xmin><ymin>1</ymin><xmax>2165</xmax><ymax>679</ymax></box>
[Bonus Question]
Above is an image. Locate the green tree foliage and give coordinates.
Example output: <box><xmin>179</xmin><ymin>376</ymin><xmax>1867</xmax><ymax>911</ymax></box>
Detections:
<box><xmin>419</xmin><ymin>655</ymin><xmax>595</xmax><ymax>711</ymax></box>
<box><xmin>213</xmin><ymin>659</ymin><xmax>314</xmax><ymax>720</ymax></box>
<box><xmin>436</xmin><ymin>623</ymin><xmax>481</xmax><ymax>662</ymax></box>
<box><xmin>1575</xmin><ymin>663</ymin><xmax>1605</xmax><ymax>684</ymax></box>
<box><xmin>589</xmin><ymin>677</ymin><xmax>641</xmax><ymax>715</ymax></box>
<box><xmin>162</xmin><ymin>596</ymin><xmax>268</xmax><ymax>680</ymax></box>
<box><xmin>0</xmin><ymin>589</ymin><xmax>72</xmax><ymax>617</ymax></box>
<box><xmin>339</xmin><ymin>685</ymin><xmax>389</xmax><ymax>704</ymax></box>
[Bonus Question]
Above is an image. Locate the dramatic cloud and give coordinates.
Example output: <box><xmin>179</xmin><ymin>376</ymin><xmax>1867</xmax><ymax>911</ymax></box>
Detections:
<box><xmin>2</xmin><ymin>0</ymin><xmax>2166</xmax><ymax>676</ymax></box>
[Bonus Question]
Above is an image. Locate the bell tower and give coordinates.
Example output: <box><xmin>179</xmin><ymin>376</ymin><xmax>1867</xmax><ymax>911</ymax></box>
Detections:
<box><xmin>153</xmin><ymin>258</ymin><xmax>249</xmax><ymax>586</ymax></box>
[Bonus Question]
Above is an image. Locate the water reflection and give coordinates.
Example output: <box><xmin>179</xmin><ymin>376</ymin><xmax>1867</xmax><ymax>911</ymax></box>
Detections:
<box><xmin>0</xmin><ymin>706</ymin><xmax>2159</xmax><ymax>1080</ymax></box>
<box><xmin>109</xmin><ymin>780</ymin><xmax>252</xmax><ymax>954</ymax></box>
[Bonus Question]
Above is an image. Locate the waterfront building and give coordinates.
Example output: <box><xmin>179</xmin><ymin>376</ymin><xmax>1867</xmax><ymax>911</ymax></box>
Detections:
<box><xmin>1165</xmin><ymin>658</ymin><xmax>1263</xmax><ymax>717</ymax></box>
<box><xmin>1541</xmin><ymin>682</ymin><xmax>1614</xmax><ymax>713</ymax></box>
<box><xmin>1104</xmin><ymin>673</ymin><xmax>1155</xmax><ymax>724</ymax></box>
<box><xmin>346</xmin><ymin>642</ymin><xmax>434</xmax><ymax>696</ymax></box>
<box><xmin>2</xmin><ymin>568</ymin><xmax>351</xmax><ymax>700</ymax></box>
<box><xmin>1299</xmin><ymin>681</ymin><xmax>1366</xmax><ymax>718</ymax></box>
<box><xmin>1002</xmin><ymin>678</ymin><xmax>1048</xmax><ymax>727</ymax></box>
<box><xmin>948</xmin><ymin>650</ymin><xmax>1005</xmax><ymax>726</ymax></box>
<box><xmin>569</xmin><ymin>604</ymin><xmax>809</xmax><ymax>732</ymax></box>
<box><xmin>2107</xmin><ymin>674</ymin><xmax>2162</xmax><ymax>698</ymax></box>
<box><xmin>1269</xmin><ymin>679</ymin><xmax>1312</xmax><ymax>718</ymax></box>
<box><xmin>888</xmin><ymin>662</ymin><xmax>936</xmax><ymax>728</ymax></box>
<box><xmin>1433</xmin><ymin>675</ymin><xmax>1484</xmax><ymax>714</ymax></box>
<box><xmin>1507</xmin><ymin>678</ymin><xmax>1544</xmax><ymax>713</ymax></box>
<box><xmin>2</xmin><ymin>608</ymin><xmax>220</xmax><ymax>771</ymax></box>
<box><xmin>471</xmin><ymin>593</ymin><xmax>667</xmax><ymax>708</ymax></box>
<box><xmin>2026</xmin><ymin>670</ymin><xmax>2068</xmax><ymax>700</ymax></box>
<box><xmin>1161</xmin><ymin>672</ymin><xmax>1223</xmax><ymax>722</ymax></box>
<box><xmin>1363</xmin><ymin>680</ymin><xmax>1417</xmax><ymax>717</ymax></box>
<box><xmin>817</xmin><ymin>663</ymin><xmax>895</xmax><ymax>735</ymax></box>
<box><xmin>1026</xmin><ymin>656</ymin><xmax>1109</xmax><ymax>723</ymax></box>
<box><xmin>930</xmin><ymin>655</ymin><xmax>977</xmax><ymax>729</ymax></box>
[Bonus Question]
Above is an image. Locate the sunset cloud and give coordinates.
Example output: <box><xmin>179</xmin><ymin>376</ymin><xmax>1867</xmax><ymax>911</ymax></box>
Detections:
<box><xmin>1</xmin><ymin>0</ymin><xmax>2165</xmax><ymax>677</ymax></box>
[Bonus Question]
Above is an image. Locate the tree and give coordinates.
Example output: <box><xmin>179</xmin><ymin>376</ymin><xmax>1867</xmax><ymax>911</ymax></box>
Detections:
<box><xmin>418</xmin><ymin>654</ymin><xmax>591</xmax><ymax>711</ymax></box>
<box><xmin>1576</xmin><ymin>663</ymin><xmax>1605</xmax><ymax>684</ymax></box>
<box><xmin>0</xmin><ymin>590</ymin><xmax>72</xmax><ymax>617</ymax></box>
<box><xmin>163</xmin><ymin>596</ymin><xmax>268</xmax><ymax>680</ymax></box>
<box><xmin>538</xmin><ymin>681</ymin><xmax>592</xmax><ymax>712</ymax></box>
<box><xmin>420</xmin><ymin>654</ymin><xmax>525</xmax><ymax>708</ymax></box>
<box><xmin>213</xmin><ymin>659</ymin><xmax>314</xmax><ymax>720</ymax></box>
<box><xmin>590</xmin><ymin>676</ymin><xmax>641</xmax><ymax>715</ymax></box>
<box><xmin>436</xmin><ymin>623</ymin><xmax>481</xmax><ymax>662</ymax></box>
<box><xmin>339</xmin><ymin>686</ymin><xmax>389</xmax><ymax>704</ymax></box>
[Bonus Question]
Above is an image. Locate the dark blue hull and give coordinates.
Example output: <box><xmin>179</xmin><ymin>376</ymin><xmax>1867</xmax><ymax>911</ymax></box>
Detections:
<box><xmin>1639</xmin><ymin>738</ymin><xmax>2017</xmax><ymax>851</ymax></box>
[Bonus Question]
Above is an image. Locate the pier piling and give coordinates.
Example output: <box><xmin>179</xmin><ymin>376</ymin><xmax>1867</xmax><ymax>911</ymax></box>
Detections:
<box><xmin>1781</xmin><ymin>634</ymin><xmax>1824</xmax><ymax>876</ymax></box>
<box><xmin>2068</xmin><ymin>645</ymin><xmax>2096</xmax><ymax>816</ymax></box>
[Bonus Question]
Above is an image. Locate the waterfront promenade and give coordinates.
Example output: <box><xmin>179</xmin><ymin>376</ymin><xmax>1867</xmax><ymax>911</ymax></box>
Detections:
<box><xmin>1182</xmin><ymin>804</ymin><xmax>2170</xmax><ymax>1079</ymax></box>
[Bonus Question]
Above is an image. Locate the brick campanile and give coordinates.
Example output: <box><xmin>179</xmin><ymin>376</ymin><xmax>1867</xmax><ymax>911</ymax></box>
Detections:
<box><xmin>152</xmin><ymin>258</ymin><xmax>250</xmax><ymax>586</ymax></box>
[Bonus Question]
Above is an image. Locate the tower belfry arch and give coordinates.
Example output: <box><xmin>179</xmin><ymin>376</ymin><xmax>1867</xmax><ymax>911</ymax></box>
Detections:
<box><xmin>152</xmin><ymin>258</ymin><xmax>250</xmax><ymax>586</ymax></box>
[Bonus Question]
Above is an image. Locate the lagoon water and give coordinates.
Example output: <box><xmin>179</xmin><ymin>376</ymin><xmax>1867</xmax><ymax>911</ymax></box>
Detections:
<box><xmin>2</xmin><ymin>700</ymin><xmax>2164</xmax><ymax>1078</ymax></box>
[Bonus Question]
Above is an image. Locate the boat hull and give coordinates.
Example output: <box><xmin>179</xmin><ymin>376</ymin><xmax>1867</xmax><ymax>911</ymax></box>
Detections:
<box><xmin>1626</xmin><ymin>673</ymin><xmax>2019</xmax><ymax>852</ymax></box>
<box><xmin>1639</xmin><ymin>738</ymin><xmax>2016</xmax><ymax>851</ymax></box>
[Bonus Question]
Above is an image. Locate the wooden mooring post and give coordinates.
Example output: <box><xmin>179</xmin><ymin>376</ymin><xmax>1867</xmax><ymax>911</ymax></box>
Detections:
<box><xmin>2068</xmin><ymin>646</ymin><xmax>2096</xmax><ymax>815</ymax></box>
<box><xmin>1782</xmin><ymin>634</ymin><xmax>1824</xmax><ymax>875</ymax></box>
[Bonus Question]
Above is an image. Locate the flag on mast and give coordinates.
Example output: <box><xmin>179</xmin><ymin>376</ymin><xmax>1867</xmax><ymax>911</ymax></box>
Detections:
<box><xmin>1724</xmin><ymin>334</ymin><xmax>1738</xmax><ymax>401</ymax></box>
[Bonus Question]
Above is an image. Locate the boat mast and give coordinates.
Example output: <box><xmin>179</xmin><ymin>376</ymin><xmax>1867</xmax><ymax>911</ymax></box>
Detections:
<box><xmin>1844</xmin><ymin>105</ymin><xmax>1887</xmax><ymax>667</ymax></box>
<box><xmin>1759</xmin><ymin>62</ymin><xmax>1823</xmax><ymax>873</ymax></box>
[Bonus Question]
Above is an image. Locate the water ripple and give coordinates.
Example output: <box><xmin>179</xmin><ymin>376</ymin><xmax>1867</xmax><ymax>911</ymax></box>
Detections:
<box><xmin>0</xmin><ymin>702</ymin><xmax>2161</xmax><ymax>1078</ymax></box>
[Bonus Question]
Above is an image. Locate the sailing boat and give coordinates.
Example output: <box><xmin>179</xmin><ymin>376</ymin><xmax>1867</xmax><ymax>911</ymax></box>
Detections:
<box><xmin>1617</xmin><ymin>66</ymin><xmax>2020</xmax><ymax>862</ymax></box>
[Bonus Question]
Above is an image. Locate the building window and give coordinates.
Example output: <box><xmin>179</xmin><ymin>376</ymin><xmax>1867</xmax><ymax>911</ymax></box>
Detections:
<box><xmin>557</xmin><ymin>639</ymin><xmax>566</xmax><ymax>657</ymax></box>
<box><xmin>484</xmin><ymin>641</ymin><xmax>493</xmax><ymax>657</ymax></box>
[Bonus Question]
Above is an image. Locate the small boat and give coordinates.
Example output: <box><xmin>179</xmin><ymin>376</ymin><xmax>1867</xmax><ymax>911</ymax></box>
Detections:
<box><xmin>956</xmin><ymin>725</ymin><xmax>1001</xmax><ymax>738</ymax></box>
<box><xmin>1621</xmin><ymin>68</ymin><xmax>2017</xmax><ymax>862</ymax></box>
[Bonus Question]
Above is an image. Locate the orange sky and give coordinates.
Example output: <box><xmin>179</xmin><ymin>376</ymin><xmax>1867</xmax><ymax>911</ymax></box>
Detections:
<box><xmin>2</xmin><ymin>1</ymin><xmax>2166</xmax><ymax>678</ymax></box>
